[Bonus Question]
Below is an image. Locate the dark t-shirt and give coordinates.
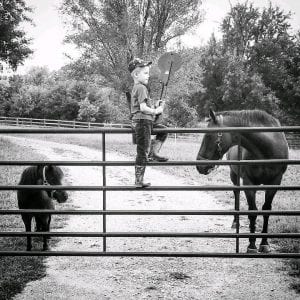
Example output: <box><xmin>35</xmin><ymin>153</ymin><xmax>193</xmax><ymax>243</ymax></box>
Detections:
<box><xmin>131</xmin><ymin>83</ymin><xmax>154</xmax><ymax>121</ymax></box>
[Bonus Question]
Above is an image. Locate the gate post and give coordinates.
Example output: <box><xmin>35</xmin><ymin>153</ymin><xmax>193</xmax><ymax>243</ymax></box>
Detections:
<box><xmin>235</xmin><ymin>134</ymin><xmax>241</xmax><ymax>253</ymax></box>
<box><xmin>102</xmin><ymin>132</ymin><xmax>107</xmax><ymax>252</ymax></box>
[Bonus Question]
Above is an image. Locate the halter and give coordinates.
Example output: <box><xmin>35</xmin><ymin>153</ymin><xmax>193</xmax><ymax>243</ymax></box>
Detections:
<box><xmin>214</xmin><ymin>114</ymin><xmax>224</xmax><ymax>157</ymax></box>
<box><xmin>216</xmin><ymin>132</ymin><xmax>223</xmax><ymax>156</ymax></box>
<box><xmin>42</xmin><ymin>166</ymin><xmax>55</xmax><ymax>198</ymax></box>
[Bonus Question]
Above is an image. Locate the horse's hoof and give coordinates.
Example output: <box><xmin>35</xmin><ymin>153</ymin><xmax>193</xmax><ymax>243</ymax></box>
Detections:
<box><xmin>259</xmin><ymin>244</ymin><xmax>271</xmax><ymax>253</ymax></box>
<box><xmin>247</xmin><ymin>247</ymin><xmax>258</xmax><ymax>253</ymax></box>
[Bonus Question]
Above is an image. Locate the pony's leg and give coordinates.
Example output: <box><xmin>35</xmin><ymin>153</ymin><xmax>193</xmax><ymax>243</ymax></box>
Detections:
<box><xmin>22</xmin><ymin>215</ymin><xmax>32</xmax><ymax>251</ymax></box>
<box><xmin>42</xmin><ymin>215</ymin><xmax>51</xmax><ymax>251</ymax></box>
<box><xmin>244</xmin><ymin>182</ymin><xmax>258</xmax><ymax>253</ymax></box>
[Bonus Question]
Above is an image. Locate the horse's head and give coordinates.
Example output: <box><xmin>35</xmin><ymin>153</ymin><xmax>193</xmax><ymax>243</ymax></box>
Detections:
<box><xmin>39</xmin><ymin>165</ymin><xmax>68</xmax><ymax>203</ymax></box>
<box><xmin>196</xmin><ymin>109</ymin><xmax>233</xmax><ymax>175</ymax></box>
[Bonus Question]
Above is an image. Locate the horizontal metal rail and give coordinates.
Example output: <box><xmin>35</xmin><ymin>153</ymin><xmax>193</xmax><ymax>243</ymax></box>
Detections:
<box><xmin>0</xmin><ymin>126</ymin><xmax>300</xmax><ymax>134</ymax></box>
<box><xmin>1</xmin><ymin>209</ymin><xmax>300</xmax><ymax>216</ymax></box>
<box><xmin>1</xmin><ymin>232</ymin><xmax>300</xmax><ymax>238</ymax></box>
<box><xmin>0</xmin><ymin>251</ymin><xmax>299</xmax><ymax>258</ymax></box>
<box><xmin>0</xmin><ymin>231</ymin><xmax>300</xmax><ymax>239</ymax></box>
<box><xmin>0</xmin><ymin>159</ymin><xmax>298</xmax><ymax>166</ymax></box>
<box><xmin>0</xmin><ymin>185</ymin><xmax>299</xmax><ymax>191</ymax></box>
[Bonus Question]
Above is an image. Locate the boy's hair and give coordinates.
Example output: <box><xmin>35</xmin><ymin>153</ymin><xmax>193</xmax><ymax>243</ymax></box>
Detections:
<box><xmin>130</xmin><ymin>66</ymin><xmax>146</xmax><ymax>78</ymax></box>
<box><xmin>128</xmin><ymin>57</ymin><xmax>152</xmax><ymax>73</ymax></box>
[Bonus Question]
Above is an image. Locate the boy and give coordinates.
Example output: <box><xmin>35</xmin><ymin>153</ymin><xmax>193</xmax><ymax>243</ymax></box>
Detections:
<box><xmin>128</xmin><ymin>57</ymin><xmax>168</xmax><ymax>188</ymax></box>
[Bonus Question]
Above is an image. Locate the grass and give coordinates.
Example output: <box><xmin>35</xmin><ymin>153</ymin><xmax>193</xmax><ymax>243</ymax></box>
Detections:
<box><xmin>0</xmin><ymin>131</ymin><xmax>299</xmax><ymax>295</ymax></box>
<box><xmin>0</xmin><ymin>137</ymin><xmax>70</xmax><ymax>300</ymax></box>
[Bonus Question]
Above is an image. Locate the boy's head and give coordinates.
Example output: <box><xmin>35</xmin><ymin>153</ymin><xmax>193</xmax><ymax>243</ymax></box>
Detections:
<box><xmin>128</xmin><ymin>58</ymin><xmax>152</xmax><ymax>85</ymax></box>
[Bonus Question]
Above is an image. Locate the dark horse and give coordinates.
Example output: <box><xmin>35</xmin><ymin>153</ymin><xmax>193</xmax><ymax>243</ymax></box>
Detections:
<box><xmin>196</xmin><ymin>109</ymin><xmax>288</xmax><ymax>253</ymax></box>
<box><xmin>18</xmin><ymin>165</ymin><xmax>68</xmax><ymax>251</ymax></box>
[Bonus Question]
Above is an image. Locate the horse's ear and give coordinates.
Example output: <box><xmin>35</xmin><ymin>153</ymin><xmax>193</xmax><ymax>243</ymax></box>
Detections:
<box><xmin>209</xmin><ymin>109</ymin><xmax>217</xmax><ymax>124</ymax></box>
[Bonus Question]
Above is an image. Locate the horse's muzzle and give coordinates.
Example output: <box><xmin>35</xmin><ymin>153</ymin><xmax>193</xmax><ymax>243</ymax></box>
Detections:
<box><xmin>196</xmin><ymin>156</ymin><xmax>215</xmax><ymax>175</ymax></box>
<box><xmin>196</xmin><ymin>164</ymin><xmax>215</xmax><ymax>175</ymax></box>
<box><xmin>54</xmin><ymin>190</ymin><xmax>68</xmax><ymax>203</ymax></box>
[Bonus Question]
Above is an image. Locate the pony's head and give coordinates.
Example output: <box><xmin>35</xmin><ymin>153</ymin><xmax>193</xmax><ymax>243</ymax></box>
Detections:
<box><xmin>39</xmin><ymin>165</ymin><xmax>68</xmax><ymax>203</ymax></box>
<box><xmin>196</xmin><ymin>109</ymin><xmax>234</xmax><ymax>175</ymax></box>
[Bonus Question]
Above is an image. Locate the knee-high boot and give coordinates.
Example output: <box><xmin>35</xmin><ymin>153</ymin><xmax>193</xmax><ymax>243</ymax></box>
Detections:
<box><xmin>149</xmin><ymin>140</ymin><xmax>168</xmax><ymax>162</ymax></box>
<box><xmin>135</xmin><ymin>165</ymin><xmax>151</xmax><ymax>188</ymax></box>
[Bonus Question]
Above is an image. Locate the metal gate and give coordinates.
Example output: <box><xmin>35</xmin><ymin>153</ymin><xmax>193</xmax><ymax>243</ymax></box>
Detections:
<box><xmin>0</xmin><ymin>126</ymin><xmax>299</xmax><ymax>258</ymax></box>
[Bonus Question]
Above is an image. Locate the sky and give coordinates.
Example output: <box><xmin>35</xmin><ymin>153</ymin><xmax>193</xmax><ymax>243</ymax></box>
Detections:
<box><xmin>16</xmin><ymin>0</ymin><xmax>300</xmax><ymax>74</ymax></box>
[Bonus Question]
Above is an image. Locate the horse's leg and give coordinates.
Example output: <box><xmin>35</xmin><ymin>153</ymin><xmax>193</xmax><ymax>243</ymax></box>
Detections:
<box><xmin>259</xmin><ymin>176</ymin><xmax>282</xmax><ymax>253</ymax></box>
<box><xmin>230</xmin><ymin>169</ymin><xmax>239</xmax><ymax>228</ymax></box>
<box><xmin>22</xmin><ymin>215</ymin><xmax>32</xmax><ymax>251</ymax></box>
<box><xmin>244</xmin><ymin>179</ymin><xmax>258</xmax><ymax>253</ymax></box>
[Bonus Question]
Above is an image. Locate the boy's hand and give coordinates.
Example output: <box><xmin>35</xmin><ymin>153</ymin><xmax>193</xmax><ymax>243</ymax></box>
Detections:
<box><xmin>155</xmin><ymin>106</ymin><xmax>163</xmax><ymax>115</ymax></box>
<box><xmin>155</xmin><ymin>99</ymin><xmax>165</xmax><ymax>108</ymax></box>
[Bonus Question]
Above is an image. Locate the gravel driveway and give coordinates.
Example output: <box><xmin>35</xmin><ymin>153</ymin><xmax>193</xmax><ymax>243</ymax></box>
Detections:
<box><xmin>5</xmin><ymin>136</ymin><xmax>298</xmax><ymax>300</ymax></box>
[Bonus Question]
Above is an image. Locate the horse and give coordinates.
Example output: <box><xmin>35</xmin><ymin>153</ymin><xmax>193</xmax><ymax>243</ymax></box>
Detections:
<box><xmin>18</xmin><ymin>165</ymin><xmax>68</xmax><ymax>251</ymax></box>
<box><xmin>196</xmin><ymin>109</ymin><xmax>289</xmax><ymax>253</ymax></box>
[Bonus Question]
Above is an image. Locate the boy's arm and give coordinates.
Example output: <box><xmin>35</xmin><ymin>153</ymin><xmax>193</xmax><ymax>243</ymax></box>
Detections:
<box><xmin>136</xmin><ymin>85</ymin><xmax>163</xmax><ymax>115</ymax></box>
<box><xmin>140</xmin><ymin>102</ymin><xmax>162</xmax><ymax>115</ymax></box>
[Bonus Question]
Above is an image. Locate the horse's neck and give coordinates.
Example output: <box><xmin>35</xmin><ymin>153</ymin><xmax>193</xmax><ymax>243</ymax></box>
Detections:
<box><xmin>225</xmin><ymin>120</ymin><xmax>287</xmax><ymax>159</ymax></box>
<box><xmin>239</xmin><ymin>132</ymin><xmax>275</xmax><ymax>158</ymax></box>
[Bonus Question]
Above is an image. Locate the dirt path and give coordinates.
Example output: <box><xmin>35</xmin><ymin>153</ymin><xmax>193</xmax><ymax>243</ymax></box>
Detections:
<box><xmin>5</xmin><ymin>136</ymin><xmax>298</xmax><ymax>300</ymax></box>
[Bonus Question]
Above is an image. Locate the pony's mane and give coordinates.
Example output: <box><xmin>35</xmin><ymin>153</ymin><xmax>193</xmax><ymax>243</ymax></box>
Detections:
<box><xmin>19</xmin><ymin>166</ymin><xmax>40</xmax><ymax>185</ymax></box>
<box><xmin>217</xmin><ymin>110</ymin><xmax>280</xmax><ymax>127</ymax></box>
<box><xmin>19</xmin><ymin>166</ymin><xmax>62</xmax><ymax>185</ymax></box>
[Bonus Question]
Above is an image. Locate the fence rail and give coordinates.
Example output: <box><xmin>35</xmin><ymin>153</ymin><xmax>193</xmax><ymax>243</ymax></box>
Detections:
<box><xmin>0</xmin><ymin>116</ymin><xmax>299</xmax><ymax>148</ymax></box>
<box><xmin>0</xmin><ymin>126</ymin><xmax>300</xmax><ymax>257</ymax></box>
<box><xmin>0</xmin><ymin>116</ymin><xmax>130</xmax><ymax>129</ymax></box>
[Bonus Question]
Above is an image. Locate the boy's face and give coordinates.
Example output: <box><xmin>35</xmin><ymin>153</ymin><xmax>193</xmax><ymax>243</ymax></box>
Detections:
<box><xmin>134</xmin><ymin>66</ymin><xmax>150</xmax><ymax>85</ymax></box>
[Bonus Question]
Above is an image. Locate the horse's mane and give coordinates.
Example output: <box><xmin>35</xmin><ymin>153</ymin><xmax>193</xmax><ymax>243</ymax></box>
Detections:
<box><xmin>217</xmin><ymin>110</ymin><xmax>280</xmax><ymax>127</ymax></box>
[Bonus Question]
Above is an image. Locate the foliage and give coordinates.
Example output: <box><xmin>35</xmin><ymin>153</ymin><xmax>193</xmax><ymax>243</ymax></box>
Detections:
<box><xmin>166</xmin><ymin>96</ymin><xmax>198</xmax><ymax>127</ymax></box>
<box><xmin>221</xmin><ymin>57</ymin><xmax>279</xmax><ymax>114</ymax></box>
<box><xmin>192</xmin><ymin>2</ymin><xmax>300</xmax><ymax>122</ymax></box>
<box><xmin>0</xmin><ymin>79</ymin><xmax>11</xmax><ymax>115</ymax></box>
<box><xmin>166</xmin><ymin>48</ymin><xmax>205</xmax><ymax>125</ymax></box>
<box><xmin>1</xmin><ymin>1</ymin><xmax>299</xmax><ymax>125</ymax></box>
<box><xmin>220</xmin><ymin>1</ymin><xmax>300</xmax><ymax>122</ymax></box>
<box><xmin>0</xmin><ymin>0</ymin><xmax>33</xmax><ymax>69</ymax></box>
<box><xmin>59</xmin><ymin>0</ymin><xmax>203</xmax><ymax>93</ymax></box>
<box><xmin>78</xmin><ymin>96</ymin><xmax>99</xmax><ymax>122</ymax></box>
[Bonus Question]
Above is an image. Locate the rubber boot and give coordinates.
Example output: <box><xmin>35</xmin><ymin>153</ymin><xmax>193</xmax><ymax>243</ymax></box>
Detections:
<box><xmin>149</xmin><ymin>140</ymin><xmax>168</xmax><ymax>162</ymax></box>
<box><xmin>135</xmin><ymin>165</ymin><xmax>151</xmax><ymax>188</ymax></box>
<box><xmin>148</xmin><ymin>140</ymin><xmax>155</xmax><ymax>161</ymax></box>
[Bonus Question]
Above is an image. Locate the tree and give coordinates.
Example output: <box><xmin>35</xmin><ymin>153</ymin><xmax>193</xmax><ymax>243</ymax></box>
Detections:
<box><xmin>198</xmin><ymin>35</ymin><xmax>229</xmax><ymax>114</ymax></box>
<box><xmin>166</xmin><ymin>48</ymin><xmax>204</xmax><ymax>124</ymax></box>
<box><xmin>0</xmin><ymin>0</ymin><xmax>33</xmax><ymax>69</ymax></box>
<box><xmin>59</xmin><ymin>0</ymin><xmax>203</xmax><ymax>92</ymax></box>
<box><xmin>78</xmin><ymin>96</ymin><xmax>99</xmax><ymax>122</ymax></box>
<box><xmin>220</xmin><ymin>2</ymin><xmax>299</xmax><ymax>121</ymax></box>
<box><xmin>221</xmin><ymin>57</ymin><xmax>279</xmax><ymax>113</ymax></box>
<box><xmin>167</xmin><ymin>96</ymin><xmax>198</xmax><ymax>127</ymax></box>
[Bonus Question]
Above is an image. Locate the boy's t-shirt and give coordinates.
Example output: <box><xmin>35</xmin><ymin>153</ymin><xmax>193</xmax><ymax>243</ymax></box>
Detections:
<box><xmin>131</xmin><ymin>83</ymin><xmax>154</xmax><ymax>121</ymax></box>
